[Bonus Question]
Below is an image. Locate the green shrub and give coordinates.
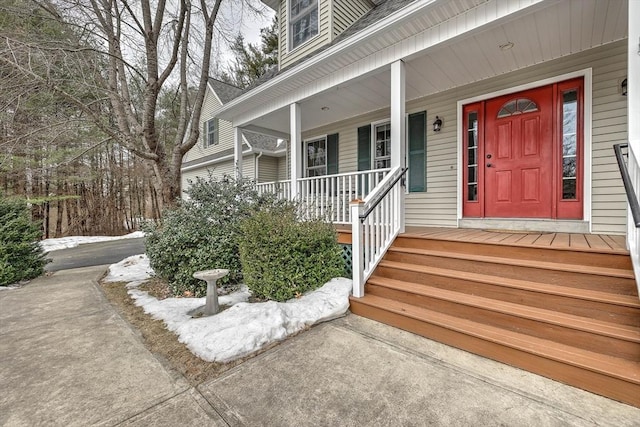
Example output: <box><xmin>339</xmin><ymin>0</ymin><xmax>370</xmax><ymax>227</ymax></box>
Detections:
<box><xmin>0</xmin><ymin>196</ymin><xmax>48</xmax><ymax>286</ymax></box>
<box><xmin>238</xmin><ymin>202</ymin><xmax>346</xmax><ymax>302</ymax></box>
<box><xmin>143</xmin><ymin>175</ymin><xmax>275</xmax><ymax>297</ymax></box>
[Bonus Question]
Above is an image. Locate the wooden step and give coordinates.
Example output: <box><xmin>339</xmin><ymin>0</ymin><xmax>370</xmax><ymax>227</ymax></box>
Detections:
<box><xmin>384</xmin><ymin>248</ymin><xmax>637</xmax><ymax>294</ymax></box>
<box><xmin>366</xmin><ymin>277</ymin><xmax>640</xmax><ymax>360</ymax></box>
<box><xmin>387</xmin><ymin>246</ymin><xmax>634</xmax><ymax>278</ymax></box>
<box><xmin>393</xmin><ymin>234</ymin><xmax>632</xmax><ymax>270</ymax></box>
<box><xmin>350</xmin><ymin>294</ymin><xmax>640</xmax><ymax>407</ymax></box>
<box><xmin>374</xmin><ymin>261</ymin><xmax>640</xmax><ymax>326</ymax></box>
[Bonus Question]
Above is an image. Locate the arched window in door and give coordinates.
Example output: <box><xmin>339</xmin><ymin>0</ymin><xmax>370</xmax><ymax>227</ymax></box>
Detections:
<box><xmin>497</xmin><ymin>98</ymin><xmax>538</xmax><ymax>118</ymax></box>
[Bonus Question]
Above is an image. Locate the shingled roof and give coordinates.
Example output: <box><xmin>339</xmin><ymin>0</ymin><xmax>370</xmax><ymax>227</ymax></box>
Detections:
<box><xmin>208</xmin><ymin>78</ymin><xmax>244</xmax><ymax>104</ymax></box>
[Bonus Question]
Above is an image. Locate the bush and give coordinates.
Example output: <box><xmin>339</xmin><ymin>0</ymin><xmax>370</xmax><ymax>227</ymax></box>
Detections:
<box><xmin>238</xmin><ymin>202</ymin><xmax>346</xmax><ymax>302</ymax></box>
<box><xmin>143</xmin><ymin>175</ymin><xmax>275</xmax><ymax>297</ymax></box>
<box><xmin>0</xmin><ymin>196</ymin><xmax>48</xmax><ymax>286</ymax></box>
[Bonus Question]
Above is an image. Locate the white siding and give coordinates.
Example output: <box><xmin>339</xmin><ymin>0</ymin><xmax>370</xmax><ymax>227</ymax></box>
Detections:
<box><xmin>301</xmin><ymin>41</ymin><xmax>628</xmax><ymax>233</ymax></box>
<box><xmin>182</xmin><ymin>88</ymin><xmax>236</xmax><ymax>164</ymax></box>
<box><xmin>280</xmin><ymin>0</ymin><xmax>331</xmax><ymax>69</ymax></box>
<box><xmin>332</xmin><ymin>0</ymin><xmax>370</xmax><ymax>38</ymax></box>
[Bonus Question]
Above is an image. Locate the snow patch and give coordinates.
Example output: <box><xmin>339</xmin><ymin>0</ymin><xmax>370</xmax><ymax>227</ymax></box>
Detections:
<box><xmin>109</xmin><ymin>254</ymin><xmax>352</xmax><ymax>363</ymax></box>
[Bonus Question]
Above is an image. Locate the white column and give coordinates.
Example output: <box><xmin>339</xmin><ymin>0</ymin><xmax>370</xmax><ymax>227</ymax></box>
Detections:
<box><xmin>233</xmin><ymin>127</ymin><xmax>243</xmax><ymax>180</ymax></box>
<box><xmin>290</xmin><ymin>103</ymin><xmax>302</xmax><ymax>200</ymax></box>
<box><xmin>390</xmin><ymin>60</ymin><xmax>406</xmax><ymax>233</ymax></box>
<box><xmin>628</xmin><ymin>1</ymin><xmax>640</xmax><ymax>260</ymax></box>
<box><xmin>390</xmin><ymin>60</ymin><xmax>406</xmax><ymax>168</ymax></box>
<box><xmin>629</xmin><ymin>1</ymin><xmax>640</xmax><ymax>148</ymax></box>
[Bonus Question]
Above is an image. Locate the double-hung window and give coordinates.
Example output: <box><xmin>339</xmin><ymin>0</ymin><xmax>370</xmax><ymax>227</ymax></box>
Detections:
<box><xmin>204</xmin><ymin>118</ymin><xmax>218</xmax><ymax>148</ymax></box>
<box><xmin>304</xmin><ymin>134</ymin><xmax>339</xmax><ymax>177</ymax></box>
<box><xmin>290</xmin><ymin>0</ymin><xmax>318</xmax><ymax>50</ymax></box>
<box><xmin>373</xmin><ymin>122</ymin><xmax>391</xmax><ymax>169</ymax></box>
<box><xmin>357</xmin><ymin>112</ymin><xmax>426</xmax><ymax>192</ymax></box>
<box><xmin>306</xmin><ymin>136</ymin><xmax>327</xmax><ymax>177</ymax></box>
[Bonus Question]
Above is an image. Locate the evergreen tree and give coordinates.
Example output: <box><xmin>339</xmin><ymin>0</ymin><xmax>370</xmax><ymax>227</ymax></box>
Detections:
<box><xmin>0</xmin><ymin>195</ymin><xmax>48</xmax><ymax>286</ymax></box>
<box><xmin>221</xmin><ymin>16</ymin><xmax>278</xmax><ymax>89</ymax></box>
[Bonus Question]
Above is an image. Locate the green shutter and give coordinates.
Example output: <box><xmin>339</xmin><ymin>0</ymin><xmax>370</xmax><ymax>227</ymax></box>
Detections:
<box><xmin>202</xmin><ymin>120</ymin><xmax>207</xmax><ymax>147</ymax></box>
<box><xmin>408</xmin><ymin>111</ymin><xmax>426</xmax><ymax>192</ymax></box>
<box><xmin>357</xmin><ymin>125</ymin><xmax>371</xmax><ymax>171</ymax></box>
<box><xmin>327</xmin><ymin>133</ymin><xmax>339</xmax><ymax>175</ymax></box>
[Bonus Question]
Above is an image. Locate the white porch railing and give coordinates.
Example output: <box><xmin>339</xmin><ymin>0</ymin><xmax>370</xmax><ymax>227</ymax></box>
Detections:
<box><xmin>255</xmin><ymin>180</ymin><xmax>291</xmax><ymax>200</ymax></box>
<box><xmin>254</xmin><ymin>169</ymin><xmax>391</xmax><ymax>224</ymax></box>
<box><xmin>350</xmin><ymin>166</ymin><xmax>407</xmax><ymax>298</ymax></box>
<box><xmin>614</xmin><ymin>142</ymin><xmax>640</xmax><ymax>297</ymax></box>
<box><xmin>297</xmin><ymin>169</ymin><xmax>390</xmax><ymax>223</ymax></box>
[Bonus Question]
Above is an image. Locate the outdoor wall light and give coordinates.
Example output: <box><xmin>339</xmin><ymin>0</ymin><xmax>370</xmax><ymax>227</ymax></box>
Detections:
<box><xmin>622</xmin><ymin>78</ymin><xmax>628</xmax><ymax>96</ymax></box>
<box><xmin>433</xmin><ymin>116</ymin><xmax>443</xmax><ymax>132</ymax></box>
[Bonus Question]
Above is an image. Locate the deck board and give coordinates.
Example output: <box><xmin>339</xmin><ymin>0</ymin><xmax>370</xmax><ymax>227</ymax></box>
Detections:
<box><xmin>394</xmin><ymin>227</ymin><xmax>629</xmax><ymax>254</ymax></box>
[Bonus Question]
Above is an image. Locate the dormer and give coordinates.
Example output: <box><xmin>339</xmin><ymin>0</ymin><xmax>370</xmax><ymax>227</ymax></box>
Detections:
<box><xmin>261</xmin><ymin>0</ymin><xmax>375</xmax><ymax>70</ymax></box>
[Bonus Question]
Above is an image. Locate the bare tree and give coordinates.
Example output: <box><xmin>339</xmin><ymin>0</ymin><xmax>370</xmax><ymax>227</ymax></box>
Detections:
<box><xmin>0</xmin><ymin>0</ymin><xmax>263</xmax><ymax>209</ymax></box>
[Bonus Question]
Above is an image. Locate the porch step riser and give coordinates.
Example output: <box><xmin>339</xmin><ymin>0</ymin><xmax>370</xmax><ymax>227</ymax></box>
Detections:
<box><xmin>366</xmin><ymin>284</ymin><xmax>640</xmax><ymax>360</ymax></box>
<box><xmin>373</xmin><ymin>266</ymin><xmax>640</xmax><ymax>327</ymax></box>
<box><xmin>393</xmin><ymin>236</ymin><xmax>632</xmax><ymax>270</ymax></box>
<box><xmin>384</xmin><ymin>251</ymin><xmax>636</xmax><ymax>294</ymax></box>
<box><xmin>349</xmin><ymin>299</ymin><xmax>640</xmax><ymax>408</ymax></box>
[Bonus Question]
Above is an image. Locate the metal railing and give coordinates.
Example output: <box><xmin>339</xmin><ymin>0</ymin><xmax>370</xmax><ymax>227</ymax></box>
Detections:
<box><xmin>613</xmin><ymin>142</ymin><xmax>640</xmax><ymax>296</ymax></box>
<box><xmin>351</xmin><ymin>167</ymin><xmax>407</xmax><ymax>297</ymax></box>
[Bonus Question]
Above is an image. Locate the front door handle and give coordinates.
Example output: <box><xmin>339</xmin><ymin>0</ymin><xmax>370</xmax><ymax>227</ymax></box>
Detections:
<box><xmin>486</xmin><ymin>163</ymin><xmax>493</xmax><ymax>168</ymax></box>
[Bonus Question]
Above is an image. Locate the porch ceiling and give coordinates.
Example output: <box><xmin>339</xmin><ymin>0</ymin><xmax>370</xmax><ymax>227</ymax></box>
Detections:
<box><xmin>242</xmin><ymin>0</ymin><xmax>627</xmax><ymax>137</ymax></box>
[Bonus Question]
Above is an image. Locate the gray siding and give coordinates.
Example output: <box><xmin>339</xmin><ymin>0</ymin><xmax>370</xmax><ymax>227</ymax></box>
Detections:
<box><xmin>258</xmin><ymin>156</ymin><xmax>280</xmax><ymax>182</ymax></box>
<box><xmin>301</xmin><ymin>41</ymin><xmax>628</xmax><ymax>234</ymax></box>
<box><xmin>278</xmin><ymin>156</ymin><xmax>289</xmax><ymax>181</ymax></box>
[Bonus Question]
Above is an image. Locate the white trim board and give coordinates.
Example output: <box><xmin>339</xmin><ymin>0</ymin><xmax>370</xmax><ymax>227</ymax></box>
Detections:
<box><xmin>455</xmin><ymin>68</ymin><xmax>593</xmax><ymax>231</ymax></box>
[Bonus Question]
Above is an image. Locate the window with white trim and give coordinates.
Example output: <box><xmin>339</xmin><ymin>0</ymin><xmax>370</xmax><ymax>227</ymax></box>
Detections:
<box><xmin>373</xmin><ymin>122</ymin><xmax>391</xmax><ymax>169</ymax></box>
<box><xmin>306</xmin><ymin>136</ymin><xmax>327</xmax><ymax>177</ymax></box>
<box><xmin>290</xmin><ymin>0</ymin><xmax>318</xmax><ymax>50</ymax></box>
<box><xmin>204</xmin><ymin>118</ymin><xmax>218</xmax><ymax>147</ymax></box>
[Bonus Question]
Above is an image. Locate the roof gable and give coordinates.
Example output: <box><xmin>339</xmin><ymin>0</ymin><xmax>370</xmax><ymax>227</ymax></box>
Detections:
<box><xmin>208</xmin><ymin>78</ymin><xmax>244</xmax><ymax>104</ymax></box>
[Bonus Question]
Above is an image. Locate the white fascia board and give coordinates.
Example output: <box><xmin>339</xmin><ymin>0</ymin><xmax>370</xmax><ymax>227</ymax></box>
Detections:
<box><xmin>216</xmin><ymin>0</ymin><xmax>547</xmax><ymax>127</ymax></box>
<box><xmin>181</xmin><ymin>149</ymin><xmax>254</xmax><ymax>173</ymax></box>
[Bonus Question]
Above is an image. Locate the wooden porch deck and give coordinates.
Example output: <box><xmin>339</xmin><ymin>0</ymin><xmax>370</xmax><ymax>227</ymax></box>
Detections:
<box><xmin>336</xmin><ymin>225</ymin><xmax>628</xmax><ymax>254</ymax></box>
<box><xmin>401</xmin><ymin>227</ymin><xmax>629</xmax><ymax>253</ymax></box>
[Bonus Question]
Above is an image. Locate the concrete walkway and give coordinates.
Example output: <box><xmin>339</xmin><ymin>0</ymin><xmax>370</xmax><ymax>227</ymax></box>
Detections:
<box><xmin>1</xmin><ymin>267</ymin><xmax>639</xmax><ymax>426</ymax></box>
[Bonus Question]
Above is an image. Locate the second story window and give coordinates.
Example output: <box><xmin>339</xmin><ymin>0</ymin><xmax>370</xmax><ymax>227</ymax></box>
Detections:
<box><xmin>204</xmin><ymin>118</ymin><xmax>219</xmax><ymax>148</ymax></box>
<box><xmin>290</xmin><ymin>0</ymin><xmax>318</xmax><ymax>50</ymax></box>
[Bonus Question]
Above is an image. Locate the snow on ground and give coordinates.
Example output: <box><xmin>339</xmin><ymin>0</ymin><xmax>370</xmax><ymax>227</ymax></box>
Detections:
<box><xmin>40</xmin><ymin>231</ymin><xmax>145</xmax><ymax>252</ymax></box>
<box><xmin>104</xmin><ymin>255</ymin><xmax>352</xmax><ymax>363</ymax></box>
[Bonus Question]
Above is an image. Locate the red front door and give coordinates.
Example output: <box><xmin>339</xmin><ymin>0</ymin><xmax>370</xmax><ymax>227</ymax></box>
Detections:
<box><xmin>484</xmin><ymin>86</ymin><xmax>553</xmax><ymax>218</ymax></box>
<box><xmin>462</xmin><ymin>78</ymin><xmax>584</xmax><ymax>220</ymax></box>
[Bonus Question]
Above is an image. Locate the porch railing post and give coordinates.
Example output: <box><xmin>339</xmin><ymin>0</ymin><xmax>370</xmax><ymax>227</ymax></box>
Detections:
<box><xmin>290</xmin><ymin>103</ymin><xmax>302</xmax><ymax>200</ymax></box>
<box><xmin>351</xmin><ymin>199</ymin><xmax>365</xmax><ymax>298</ymax></box>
